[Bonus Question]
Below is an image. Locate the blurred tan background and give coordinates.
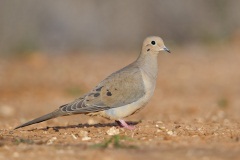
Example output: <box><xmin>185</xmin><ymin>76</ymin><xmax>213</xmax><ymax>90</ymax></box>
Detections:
<box><xmin>0</xmin><ymin>0</ymin><xmax>240</xmax><ymax>55</ymax></box>
<box><xmin>1</xmin><ymin>1</ymin><xmax>240</xmax><ymax>159</ymax></box>
<box><xmin>0</xmin><ymin>0</ymin><xmax>240</xmax><ymax>124</ymax></box>
<box><xmin>0</xmin><ymin>0</ymin><xmax>239</xmax><ymax>125</ymax></box>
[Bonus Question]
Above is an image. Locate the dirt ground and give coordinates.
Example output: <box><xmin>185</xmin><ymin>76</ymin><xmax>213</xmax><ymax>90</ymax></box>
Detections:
<box><xmin>0</xmin><ymin>45</ymin><xmax>240</xmax><ymax>160</ymax></box>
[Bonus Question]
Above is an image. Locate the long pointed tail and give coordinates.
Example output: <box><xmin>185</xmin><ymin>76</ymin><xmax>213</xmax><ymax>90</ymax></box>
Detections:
<box><xmin>14</xmin><ymin>109</ymin><xmax>65</xmax><ymax>130</ymax></box>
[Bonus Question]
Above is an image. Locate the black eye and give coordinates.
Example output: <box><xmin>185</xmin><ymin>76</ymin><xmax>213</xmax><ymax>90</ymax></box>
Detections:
<box><xmin>151</xmin><ymin>41</ymin><xmax>156</xmax><ymax>45</ymax></box>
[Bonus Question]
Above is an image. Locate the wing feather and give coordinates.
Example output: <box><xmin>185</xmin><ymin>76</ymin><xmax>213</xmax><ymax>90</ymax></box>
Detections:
<box><xmin>59</xmin><ymin>64</ymin><xmax>145</xmax><ymax>114</ymax></box>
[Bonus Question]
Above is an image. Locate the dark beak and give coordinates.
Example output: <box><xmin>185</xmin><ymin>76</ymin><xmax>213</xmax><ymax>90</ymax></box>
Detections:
<box><xmin>163</xmin><ymin>47</ymin><xmax>171</xmax><ymax>53</ymax></box>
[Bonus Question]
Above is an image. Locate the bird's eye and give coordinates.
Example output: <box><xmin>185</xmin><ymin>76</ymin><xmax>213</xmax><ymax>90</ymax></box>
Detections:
<box><xmin>151</xmin><ymin>41</ymin><xmax>156</xmax><ymax>45</ymax></box>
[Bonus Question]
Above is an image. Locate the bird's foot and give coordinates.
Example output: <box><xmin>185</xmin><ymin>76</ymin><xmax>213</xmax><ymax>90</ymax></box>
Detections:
<box><xmin>115</xmin><ymin>119</ymin><xmax>135</xmax><ymax>130</ymax></box>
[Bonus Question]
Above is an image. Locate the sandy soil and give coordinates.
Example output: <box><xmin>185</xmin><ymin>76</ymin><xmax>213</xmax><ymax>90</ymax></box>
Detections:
<box><xmin>0</xmin><ymin>45</ymin><xmax>240</xmax><ymax>160</ymax></box>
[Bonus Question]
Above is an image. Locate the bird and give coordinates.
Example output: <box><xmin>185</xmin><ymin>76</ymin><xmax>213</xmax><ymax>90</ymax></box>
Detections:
<box><xmin>14</xmin><ymin>36</ymin><xmax>170</xmax><ymax>130</ymax></box>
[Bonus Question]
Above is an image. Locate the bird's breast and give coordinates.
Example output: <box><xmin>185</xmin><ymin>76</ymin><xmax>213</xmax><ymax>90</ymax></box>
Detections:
<box><xmin>99</xmin><ymin>70</ymin><xmax>156</xmax><ymax>120</ymax></box>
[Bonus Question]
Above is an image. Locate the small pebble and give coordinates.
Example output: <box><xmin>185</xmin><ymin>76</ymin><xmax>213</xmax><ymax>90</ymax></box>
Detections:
<box><xmin>79</xmin><ymin>130</ymin><xmax>88</xmax><ymax>137</ymax></box>
<box><xmin>106</xmin><ymin>127</ymin><xmax>120</xmax><ymax>136</ymax></box>
<box><xmin>71</xmin><ymin>134</ymin><xmax>78</xmax><ymax>140</ymax></box>
<box><xmin>47</xmin><ymin>137</ymin><xmax>57</xmax><ymax>145</ymax></box>
<box><xmin>167</xmin><ymin>130</ymin><xmax>175</xmax><ymax>136</ymax></box>
<box><xmin>82</xmin><ymin>136</ymin><xmax>91</xmax><ymax>141</ymax></box>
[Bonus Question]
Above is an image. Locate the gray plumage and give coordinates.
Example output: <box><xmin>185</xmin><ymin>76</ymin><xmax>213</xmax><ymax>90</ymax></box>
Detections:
<box><xmin>15</xmin><ymin>36</ymin><xmax>170</xmax><ymax>130</ymax></box>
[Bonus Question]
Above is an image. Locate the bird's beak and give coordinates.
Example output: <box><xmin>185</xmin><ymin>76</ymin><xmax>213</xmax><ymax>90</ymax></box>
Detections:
<box><xmin>163</xmin><ymin>46</ymin><xmax>171</xmax><ymax>53</ymax></box>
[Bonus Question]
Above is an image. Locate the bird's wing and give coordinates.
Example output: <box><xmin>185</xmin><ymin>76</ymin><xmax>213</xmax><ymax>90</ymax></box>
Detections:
<box><xmin>59</xmin><ymin>65</ymin><xmax>146</xmax><ymax>114</ymax></box>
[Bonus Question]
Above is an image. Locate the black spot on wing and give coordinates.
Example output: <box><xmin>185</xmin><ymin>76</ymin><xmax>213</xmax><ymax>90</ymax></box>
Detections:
<box><xmin>94</xmin><ymin>93</ymin><xmax>100</xmax><ymax>97</ymax></box>
<box><xmin>107</xmin><ymin>91</ymin><xmax>112</xmax><ymax>96</ymax></box>
<box><xmin>96</xmin><ymin>86</ymin><xmax>103</xmax><ymax>91</ymax></box>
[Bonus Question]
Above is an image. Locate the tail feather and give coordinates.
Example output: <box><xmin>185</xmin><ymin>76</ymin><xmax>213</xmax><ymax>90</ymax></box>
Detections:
<box><xmin>14</xmin><ymin>110</ymin><xmax>64</xmax><ymax>130</ymax></box>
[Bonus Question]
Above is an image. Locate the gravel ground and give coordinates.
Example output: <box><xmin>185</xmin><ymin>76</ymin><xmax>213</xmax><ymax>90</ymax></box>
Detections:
<box><xmin>0</xmin><ymin>45</ymin><xmax>240</xmax><ymax>160</ymax></box>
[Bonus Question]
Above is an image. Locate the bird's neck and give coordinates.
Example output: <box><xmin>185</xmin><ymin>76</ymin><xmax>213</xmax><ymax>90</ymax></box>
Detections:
<box><xmin>136</xmin><ymin>52</ymin><xmax>159</xmax><ymax>80</ymax></box>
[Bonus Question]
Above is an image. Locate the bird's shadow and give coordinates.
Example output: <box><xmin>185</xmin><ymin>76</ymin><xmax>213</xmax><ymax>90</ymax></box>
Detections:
<box><xmin>28</xmin><ymin>121</ymin><xmax>140</xmax><ymax>132</ymax></box>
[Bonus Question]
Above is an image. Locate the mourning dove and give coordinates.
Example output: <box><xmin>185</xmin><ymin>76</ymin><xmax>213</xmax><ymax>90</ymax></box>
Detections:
<box><xmin>15</xmin><ymin>36</ymin><xmax>170</xmax><ymax>130</ymax></box>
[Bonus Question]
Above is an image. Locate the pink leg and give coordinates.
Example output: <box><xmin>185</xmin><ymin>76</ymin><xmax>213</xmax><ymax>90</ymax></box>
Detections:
<box><xmin>116</xmin><ymin>119</ymin><xmax>135</xmax><ymax>130</ymax></box>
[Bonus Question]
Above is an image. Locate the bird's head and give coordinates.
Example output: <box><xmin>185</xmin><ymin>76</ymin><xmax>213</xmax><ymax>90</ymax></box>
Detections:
<box><xmin>142</xmin><ymin>36</ymin><xmax>170</xmax><ymax>54</ymax></box>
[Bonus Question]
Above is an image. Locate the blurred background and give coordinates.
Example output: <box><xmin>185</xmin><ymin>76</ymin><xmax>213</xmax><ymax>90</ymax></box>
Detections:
<box><xmin>1</xmin><ymin>1</ymin><xmax>240</xmax><ymax>159</ymax></box>
<box><xmin>0</xmin><ymin>0</ymin><xmax>240</xmax><ymax>128</ymax></box>
<box><xmin>0</xmin><ymin>0</ymin><xmax>240</xmax><ymax>55</ymax></box>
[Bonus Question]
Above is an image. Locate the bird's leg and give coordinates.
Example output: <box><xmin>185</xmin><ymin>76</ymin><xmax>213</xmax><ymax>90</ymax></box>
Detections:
<box><xmin>115</xmin><ymin>119</ymin><xmax>135</xmax><ymax>130</ymax></box>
